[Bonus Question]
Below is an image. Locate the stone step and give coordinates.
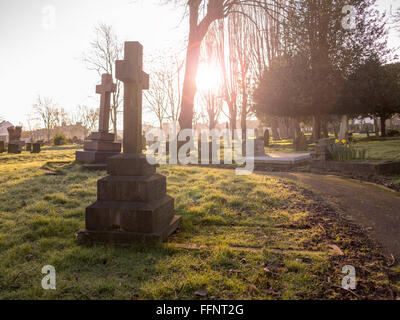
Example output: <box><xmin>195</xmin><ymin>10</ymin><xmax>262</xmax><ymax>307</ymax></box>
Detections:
<box><xmin>97</xmin><ymin>174</ymin><xmax>166</xmax><ymax>202</ymax></box>
<box><xmin>84</xmin><ymin>140</ymin><xmax>122</xmax><ymax>152</ymax></box>
<box><xmin>85</xmin><ymin>196</ymin><xmax>175</xmax><ymax>234</ymax></box>
<box><xmin>76</xmin><ymin>215</ymin><xmax>182</xmax><ymax>245</ymax></box>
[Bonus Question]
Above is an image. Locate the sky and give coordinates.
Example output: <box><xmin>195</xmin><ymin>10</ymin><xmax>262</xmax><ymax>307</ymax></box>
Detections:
<box><xmin>0</xmin><ymin>0</ymin><xmax>400</xmax><ymax>128</ymax></box>
<box><xmin>0</xmin><ymin>0</ymin><xmax>186</xmax><ymax>128</ymax></box>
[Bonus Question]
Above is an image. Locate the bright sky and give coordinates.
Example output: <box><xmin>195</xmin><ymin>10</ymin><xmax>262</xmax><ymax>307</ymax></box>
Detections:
<box><xmin>0</xmin><ymin>0</ymin><xmax>399</xmax><ymax>128</ymax></box>
<box><xmin>0</xmin><ymin>0</ymin><xmax>186</xmax><ymax>127</ymax></box>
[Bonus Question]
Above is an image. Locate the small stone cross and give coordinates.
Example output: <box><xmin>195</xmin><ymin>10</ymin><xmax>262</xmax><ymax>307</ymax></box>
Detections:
<box><xmin>96</xmin><ymin>74</ymin><xmax>117</xmax><ymax>133</ymax></box>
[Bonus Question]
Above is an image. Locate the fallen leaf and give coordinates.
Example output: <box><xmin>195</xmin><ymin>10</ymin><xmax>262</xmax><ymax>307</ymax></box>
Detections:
<box><xmin>194</xmin><ymin>288</ymin><xmax>208</xmax><ymax>297</ymax></box>
<box><xmin>248</xmin><ymin>284</ymin><xmax>260</xmax><ymax>295</ymax></box>
<box><xmin>264</xmin><ymin>267</ymin><xmax>273</xmax><ymax>274</ymax></box>
<box><xmin>328</xmin><ymin>244</ymin><xmax>344</xmax><ymax>256</ymax></box>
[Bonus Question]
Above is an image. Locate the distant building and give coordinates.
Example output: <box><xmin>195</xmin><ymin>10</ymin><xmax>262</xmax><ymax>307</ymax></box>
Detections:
<box><xmin>0</xmin><ymin>121</ymin><xmax>14</xmax><ymax>143</ymax></box>
<box><xmin>386</xmin><ymin>114</ymin><xmax>400</xmax><ymax>130</ymax></box>
<box><xmin>22</xmin><ymin>123</ymin><xmax>88</xmax><ymax>143</ymax></box>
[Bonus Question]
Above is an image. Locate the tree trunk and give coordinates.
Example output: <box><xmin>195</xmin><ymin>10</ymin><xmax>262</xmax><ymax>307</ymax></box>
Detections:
<box><xmin>374</xmin><ymin>117</ymin><xmax>380</xmax><ymax>136</ymax></box>
<box><xmin>380</xmin><ymin>116</ymin><xmax>387</xmax><ymax>137</ymax></box>
<box><xmin>271</xmin><ymin>117</ymin><xmax>280</xmax><ymax>140</ymax></box>
<box><xmin>179</xmin><ymin>39</ymin><xmax>201</xmax><ymax>130</ymax></box>
<box><xmin>112</xmin><ymin>107</ymin><xmax>118</xmax><ymax>141</ymax></box>
<box><xmin>178</xmin><ymin>0</ymin><xmax>221</xmax><ymax>131</ymax></box>
<box><xmin>230</xmin><ymin>104</ymin><xmax>237</xmax><ymax>139</ymax></box>
<box><xmin>338</xmin><ymin>115</ymin><xmax>348</xmax><ymax>141</ymax></box>
<box><xmin>312</xmin><ymin>116</ymin><xmax>321</xmax><ymax>141</ymax></box>
<box><xmin>322</xmin><ymin>117</ymin><xmax>329</xmax><ymax>138</ymax></box>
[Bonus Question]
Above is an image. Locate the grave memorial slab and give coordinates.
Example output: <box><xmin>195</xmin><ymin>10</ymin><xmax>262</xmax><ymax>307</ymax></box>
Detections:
<box><xmin>0</xmin><ymin>141</ymin><xmax>4</xmax><ymax>153</ymax></box>
<box><xmin>76</xmin><ymin>74</ymin><xmax>122</xmax><ymax>170</ymax></box>
<box><xmin>77</xmin><ymin>42</ymin><xmax>181</xmax><ymax>245</ymax></box>
<box><xmin>31</xmin><ymin>143</ymin><xmax>41</xmax><ymax>154</ymax></box>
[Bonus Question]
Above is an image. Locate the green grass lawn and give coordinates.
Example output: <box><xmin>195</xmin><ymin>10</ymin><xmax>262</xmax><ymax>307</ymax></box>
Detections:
<box><xmin>0</xmin><ymin>146</ymin><xmax>398</xmax><ymax>300</ymax></box>
<box><xmin>352</xmin><ymin>138</ymin><xmax>400</xmax><ymax>162</ymax></box>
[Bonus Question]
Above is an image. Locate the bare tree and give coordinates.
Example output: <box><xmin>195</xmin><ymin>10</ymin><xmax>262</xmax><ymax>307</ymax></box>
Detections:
<box><xmin>165</xmin><ymin>0</ymin><xmax>281</xmax><ymax>130</ymax></box>
<box><xmin>145</xmin><ymin>51</ymin><xmax>184</xmax><ymax>128</ymax></box>
<box><xmin>73</xmin><ymin>105</ymin><xmax>99</xmax><ymax>132</ymax></box>
<box><xmin>33</xmin><ymin>96</ymin><xmax>58</xmax><ymax>142</ymax></box>
<box><xmin>81</xmin><ymin>23</ymin><xmax>123</xmax><ymax>139</ymax></box>
<box><xmin>198</xmin><ymin>23</ymin><xmax>223</xmax><ymax>130</ymax></box>
<box><xmin>54</xmin><ymin>108</ymin><xmax>70</xmax><ymax>127</ymax></box>
<box><xmin>144</xmin><ymin>71</ymin><xmax>168</xmax><ymax>129</ymax></box>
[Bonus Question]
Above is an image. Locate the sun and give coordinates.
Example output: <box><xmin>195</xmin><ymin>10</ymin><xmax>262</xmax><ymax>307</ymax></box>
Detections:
<box><xmin>196</xmin><ymin>63</ymin><xmax>222</xmax><ymax>93</ymax></box>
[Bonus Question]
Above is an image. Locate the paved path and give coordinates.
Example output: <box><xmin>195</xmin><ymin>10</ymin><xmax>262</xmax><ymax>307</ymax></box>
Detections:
<box><xmin>266</xmin><ymin>172</ymin><xmax>400</xmax><ymax>258</ymax></box>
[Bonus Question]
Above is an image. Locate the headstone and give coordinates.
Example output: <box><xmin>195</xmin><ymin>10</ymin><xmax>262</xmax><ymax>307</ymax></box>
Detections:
<box><xmin>8</xmin><ymin>143</ymin><xmax>21</xmax><ymax>154</ymax></box>
<box><xmin>76</xmin><ymin>74</ymin><xmax>122</xmax><ymax>169</ymax></box>
<box><xmin>77</xmin><ymin>42</ymin><xmax>181</xmax><ymax>245</ymax></box>
<box><xmin>254</xmin><ymin>138</ymin><xmax>266</xmax><ymax>157</ymax></box>
<box><xmin>294</xmin><ymin>133</ymin><xmax>308</xmax><ymax>151</ymax></box>
<box><xmin>264</xmin><ymin>129</ymin><xmax>270</xmax><ymax>147</ymax></box>
<box><xmin>314</xmin><ymin>138</ymin><xmax>335</xmax><ymax>161</ymax></box>
<box><xmin>0</xmin><ymin>141</ymin><xmax>4</xmax><ymax>153</ymax></box>
<box><xmin>31</xmin><ymin>143</ymin><xmax>41</xmax><ymax>154</ymax></box>
<box><xmin>26</xmin><ymin>143</ymin><xmax>32</xmax><ymax>152</ymax></box>
<box><xmin>7</xmin><ymin>126</ymin><xmax>24</xmax><ymax>153</ymax></box>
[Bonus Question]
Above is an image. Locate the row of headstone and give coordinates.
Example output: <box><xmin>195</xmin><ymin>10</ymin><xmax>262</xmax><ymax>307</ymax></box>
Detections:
<box><xmin>0</xmin><ymin>127</ymin><xmax>41</xmax><ymax>155</ymax></box>
<box><xmin>151</xmin><ymin>138</ymin><xmax>267</xmax><ymax>159</ymax></box>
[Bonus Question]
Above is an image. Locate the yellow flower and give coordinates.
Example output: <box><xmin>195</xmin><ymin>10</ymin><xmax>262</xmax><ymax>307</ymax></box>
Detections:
<box><xmin>335</xmin><ymin>139</ymin><xmax>339</xmax><ymax>143</ymax></box>
<box><xmin>347</xmin><ymin>145</ymin><xmax>350</xmax><ymax>149</ymax></box>
<box><xmin>341</xmin><ymin>139</ymin><xmax>346</xmax><ymax>144</ymax></box>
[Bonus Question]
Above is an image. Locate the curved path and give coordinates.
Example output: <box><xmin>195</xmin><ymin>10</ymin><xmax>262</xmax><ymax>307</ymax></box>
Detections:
<box><xmin>265</xmin><ymin>172</ymin><xmax>400</xmax><ymax>258</ymax></box>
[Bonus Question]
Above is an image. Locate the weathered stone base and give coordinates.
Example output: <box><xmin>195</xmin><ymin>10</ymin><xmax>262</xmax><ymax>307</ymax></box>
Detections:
<box><xmin>75</xmin><ymin>132</ymin><xmax>121</xmax><ymax>166</ymax></box>
<box><xmin>31</xmin><ymin>143</ymin><xmax>41</xmax><ymax>154</ymax></box>
<box><xmin>76</xmin><ymin>150</ymin><xmax>121</xmax><ymax>164</ymax></box>
<box><xmin>83</xmin><ymin>164</ymin><xmax>108</xmax><ymax>171</ymax></box>
<box><xmin>76</xmin><ymin>215</ymin><xmax>181</xmax><ymax>245</ymax></box>
<box><xmin>84</xmin><ymin>140</ymin><xmax>122</xmax><ymax>152</ymax></box>
<box><xmin>85</xmin><ymin>196</ymin><xmax>175</xmax><ymax>233</ymax></box>
<box><xmin>8</xmin><ymin>143</ymin><xmax>21</xmax><ymax>154</ymax></box>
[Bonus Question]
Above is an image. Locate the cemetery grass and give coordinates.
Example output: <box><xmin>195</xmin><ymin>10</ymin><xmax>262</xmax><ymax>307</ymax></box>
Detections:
<box><xmin>0</xmin><ymin>147</ymin><xmax>399</xmax><ymax>300</ymax></box>
<box><xmin>352</xmin><ymin>137</ymin><xmax>400</xmax><ymax>162</ymax></box>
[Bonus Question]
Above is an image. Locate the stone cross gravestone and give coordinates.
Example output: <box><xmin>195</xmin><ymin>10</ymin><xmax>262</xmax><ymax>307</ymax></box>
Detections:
<box><xmin>77</xmin><ymin>42</ymin><xmax>181</xmax><ymax>245</ymax></box>
<box><xmin>75</xmin><ymin>74</ymin><xmax>122</xmax><ymax>170</ymax></box>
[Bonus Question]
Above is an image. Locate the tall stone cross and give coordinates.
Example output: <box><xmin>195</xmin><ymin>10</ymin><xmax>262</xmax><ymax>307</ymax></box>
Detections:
<box><xmin>116</xmin><ymin>42</ymin><xmax>149</xmax><ymax>154</ymax></box>
<box><xmin>96</xmin><ymin>74</ymin><xmax>117</xmax><ymax>133</ymax></box>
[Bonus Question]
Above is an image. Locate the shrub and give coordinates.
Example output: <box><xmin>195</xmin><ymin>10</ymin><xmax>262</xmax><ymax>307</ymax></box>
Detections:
<box><xmin>53</xmin><ymin>134</ymin><xmax>67</xmax><ymax>146</ymax></box>
<box><xmin>327</xmin><ymin>140</ymin><xmax>366</xmax><ymax>161</ymax></box>
<box><xmin>387</xmin><ymin>129</ymin><xmax>400</xmax><ymax>137</ymax></box>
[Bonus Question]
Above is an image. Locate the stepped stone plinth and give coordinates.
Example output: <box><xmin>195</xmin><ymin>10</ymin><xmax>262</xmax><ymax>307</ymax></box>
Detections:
<box><xmin>75</xmin><ymin>74</ymin><xmax>121</xmax><ymax>170</ymax></box>
<box><xmin>77</xmin><ymin>42</ymin><xmax>181</xmax><ymax>245</ymax></box>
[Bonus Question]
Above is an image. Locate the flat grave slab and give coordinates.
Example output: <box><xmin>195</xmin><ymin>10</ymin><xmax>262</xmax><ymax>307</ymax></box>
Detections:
<box><xmin>248</xmin><ymin>153</ymin><xmax>312</xmax><ymax>165</ymax></box>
